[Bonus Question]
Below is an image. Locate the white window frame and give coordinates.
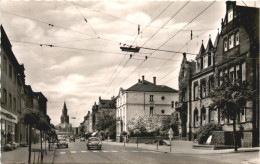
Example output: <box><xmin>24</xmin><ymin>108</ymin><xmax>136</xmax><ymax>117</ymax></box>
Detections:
<box><xmin>229</xmin><ymin>35</ymin><xmax>234</xmax><ymax>49</ymax></box>
<box><xmin>236</xmin><ymin>32</ymin><xmax>239</xmax><ymax>46</ymax></box>
<box><xmin>228</xmin><ymin>9</ymin><xmax>233</xmax><ymax>23</ymax></box>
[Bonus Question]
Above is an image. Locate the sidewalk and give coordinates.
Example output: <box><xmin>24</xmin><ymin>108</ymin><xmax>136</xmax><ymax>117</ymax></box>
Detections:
<box><xmin>104</xmin><ymin>140</ymin><xmax>260</xmax><ymax>155</ymax></box>
<box><xmin>1</xmin><ymin>143</ymin><xmax>56</xmax><ymax>164</ymax></box>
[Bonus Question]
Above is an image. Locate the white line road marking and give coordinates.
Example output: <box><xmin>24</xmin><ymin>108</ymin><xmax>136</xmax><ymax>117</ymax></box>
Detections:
<box><xmin>110</xmin><ymin>150</ymin><xmax>118</xmax><ymax>152</ymax></box>
<box><xmin>121</xmin><ymin>150</ymin><xmax>128</xmax><ymax>152</ymax></box>
<box><xmin>60</xmin><ymin>152</ymin><xmax>66</xmax><ymax>154</ymax></box>
<box><xmin>71</xmin><ymin>151</ymin><xmax>77</xmax><ymax>153</ymax></box>
<box><xmin>131</xmin><ymin>151</ymin><xmax>139</xmax><ymax>152</ymax></box>
<box><xmin>92</xmin><ymin>151</ymin><xmax>99</xmax><ymax>152</ymax></box>
<box><xmin>102</xmin><ymin>151</ymin><xmax>109</xmax><ymax>152</ymax></box>
<box><xmin>81</xmin><ymin>151</ymin><xmax>87</xmax><ymax>152</ymax></box>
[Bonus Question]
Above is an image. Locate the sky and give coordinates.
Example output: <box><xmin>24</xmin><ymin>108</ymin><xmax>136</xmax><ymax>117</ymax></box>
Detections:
<box><xmin>1</xmin><ymin>0</ymin><xmax>259</xmax><ymax>127</ymax></box>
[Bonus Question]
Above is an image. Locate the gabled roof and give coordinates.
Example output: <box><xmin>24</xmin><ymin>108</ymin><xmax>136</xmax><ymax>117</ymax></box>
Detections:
<box><xmin>196</xmin><ymin>42</ymin><xmax>205</xmax><ymax>59</ymax></box>
<box><xmin>126</xmin><ymin>80</ymin><xmax>178</xmax><ymax>93</ymax></box>
<box><xmin>99</xmin><ymin>98</ymin><xmax>116</xmax><ymax>109</ymax></box>
<box><xmin>205</xmin><ymin>38</ymin><xmax>213</xmax><ymax>53</ymax></box>
<box><xmin>214</xmin><ymin>31</ymin><xmax>219</xmax><ymax>48</ymax></box>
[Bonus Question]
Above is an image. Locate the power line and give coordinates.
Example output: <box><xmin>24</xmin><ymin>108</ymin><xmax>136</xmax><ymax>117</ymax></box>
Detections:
<box><xmin>139</xmin><ymin>46</ymin><xmax>197</xmax><ymax>55</ymax></box>
<box><xmin>71</xmin><ymin>2</ymin><xmax>99</xmax><ymax>36</ymax></box>
<box><xmin>1</xmin><ymin>10</ymin><xmax>120</xmax><ymax>44</ymax></box>
<box><xmin>148</xmin><ymin>23</ymin><xmax>220</xmax><ymax>80</ymax></box>
<box><xmin>103</xmin><ymin>2</ymin><xmax>174</xmax><ymax>96</ymax></box>
<box><xmin>141</xmin><ymin>1</ymin><xmax>190</xmax><ymax>47</ymax></box>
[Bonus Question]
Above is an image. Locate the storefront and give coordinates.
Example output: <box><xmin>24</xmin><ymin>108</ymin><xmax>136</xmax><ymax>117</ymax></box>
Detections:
<box><xmin>1</xmin><ymin>108</ymin><xmax>18</xmax><ymax>147</ymax></box>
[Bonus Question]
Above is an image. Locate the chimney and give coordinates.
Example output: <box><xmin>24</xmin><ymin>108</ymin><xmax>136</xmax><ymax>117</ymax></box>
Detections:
<box><xmin>99</xmin><ymin>96</ymin><xmax>101</xmax><ymax>100</ymax></box>
<box><xmin>226</xmin><ymin>1</ymin><xmax>236</xmax><ymax>12</ymax></box>
<box><xmin>138</xmin><ymin>79</ymin><xmax>141</xmax><ymax>83</ymax></box>
<box><xmin>153</xmin><ymin>77</ymin><xmax>156</xmax><ymax>85</ymax></box>
<box><xmin>183</xmin><ymin>52</ymin><xmax>186</xmax><ymax>59</ymax></box>
<box><xmin>142</xmin><ymin>75</ymin><xmax>144</xmax><ymax>83</ymax></box>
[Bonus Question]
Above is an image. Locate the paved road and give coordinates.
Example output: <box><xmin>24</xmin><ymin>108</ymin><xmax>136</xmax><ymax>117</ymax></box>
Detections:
<box><xmin>53</xmin><ymin>140</ymin><xmax>258</xmax><ymax>164</ymax></box>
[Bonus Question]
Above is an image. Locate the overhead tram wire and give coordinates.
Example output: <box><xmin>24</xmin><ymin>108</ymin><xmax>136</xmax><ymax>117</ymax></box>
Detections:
<box><xmin>71</xmin><ymin>2</ymin><xmax>99</xmax><ymax>37</ymax></box>
<box><xmin>103</xmin><ymin>2</ymin><xmax>174</xmax><ymax>97</ymax></box>
<box><xmin>148</xmin><ymin>23</ymin><xmax>220</xmax><ymax>80</ymax></box>
<box><xmin>1</xmin><ymin>10</ymin><xmax>120</xmax><ymax>45</ymax></box>
<box><xmin>141</xmin><ymin>1</ymin><xmax>190</xmax><ymax>47</ymax></box>
<box><xmin>73</xmin><ymin>2</ymin><xmax>175</xmax><ymax>30</ymax></box>
<box><xmin>115</xmin><ymin>1</ymin><xmax>216</xmax><ymax>90</ymax></box>
<box><xmin>131</xmin><ymin>2</ymin><xmax>174</xmax><ymax>45</ymax></box>
<box><xmin>10</xmin><ymin>40</ymin><xmax>186</xmax><ymax>61</ymax></box>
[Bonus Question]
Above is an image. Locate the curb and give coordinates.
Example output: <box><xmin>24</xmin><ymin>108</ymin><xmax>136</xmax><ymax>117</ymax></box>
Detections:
<box><xmin>51</xmin><ymin>147</ymin><xmax>56</xmax><ymax>164</ymax></box>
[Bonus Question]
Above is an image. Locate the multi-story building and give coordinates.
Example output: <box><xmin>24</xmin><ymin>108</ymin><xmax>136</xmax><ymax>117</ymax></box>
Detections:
<box><xmin>92</xmin><ymin>97</ymin><xmax>116</xmax><ymax>132</ymax></box>
<box><xmin>1</xmin><ymin>25</ymin><xmax>49</xmax><ymax>149</ymax></box>
<box><xmin>116</xmin><ymin>76</ymin><xmax>178</xmax><ymax>142</ymax></box>
<box><xmin>178</xmin><ymin>1</ymin><xmax>259</xmax><ymax>147</ymax></box>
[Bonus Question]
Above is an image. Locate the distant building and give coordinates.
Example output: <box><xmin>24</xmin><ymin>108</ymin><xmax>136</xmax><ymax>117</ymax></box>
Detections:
<box><xmin>178</xmin><ymin>1</ymin><xmax>259</xmax><ymax>147</ymax></box>
<box><xmin>92</xmin><ymin>97</ymin><xmax>116</xmax><ymax>132</ymax></box>
<box><xmin>57</xmin><ymin>102</ymin><xmax>72</xmax><ymax>137</ymax></box>
<box><xmin>116</xmin><ymin>76</ymin><xmax>179</xmax><ymax>142</ymax></box>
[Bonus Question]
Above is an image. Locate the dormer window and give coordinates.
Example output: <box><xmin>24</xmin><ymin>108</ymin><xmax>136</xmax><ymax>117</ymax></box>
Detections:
<box><xmin>229</xmin><ymin>34</ymin><xmax>234</xmax><ymax>49</ymax></box>
<box><xmin>228</xmin><ymin>9</ymin><xmax>233</xmax><ymax>23</ymax></box>
<box><xmin>224</xmin><ymin>38</ymin><xmax>228</xmax><ymax>52</ymax></box>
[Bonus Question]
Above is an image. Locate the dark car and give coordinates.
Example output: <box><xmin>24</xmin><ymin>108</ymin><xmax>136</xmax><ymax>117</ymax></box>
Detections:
<box><xmin>57</xmin><ymin>138</ymin><xmax>68</xmax><ymax>148</ymax></box>
<box><xmin>87</xmin><ymin>137</ymin><xmax>102</xmax><ymax>150</ymax></box>
<box><xmin>69</xmin><ymin>136</ymin><xmax>75</xmax><ymax>142</ymax></box>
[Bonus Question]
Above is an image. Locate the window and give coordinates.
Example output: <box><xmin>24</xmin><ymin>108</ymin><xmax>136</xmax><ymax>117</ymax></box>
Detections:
<box><xmin>201</xmin><ymin>107</ymin><xmax>206</xmax><ymax>126</ymax></box>
<box><xmin>242</xmin><ymin>62</ymin><xmax>246</xmax><ymax>81</ymax></box>
<box><xmin>171</xmin><ymin>101</ymin><xmax>174</xmax><ymax>108</ymax></box>
<box><xmin>161</xmin><ymin>96</ymin><xmax>165</xmax><ymax>100</ymax></box>
<box><xmin>4</xmin><ymin>56</ymin><xmax>7</xmax><ymax>74</ymax></box>
<box><xmin>208</xmin><ymin>77</ymin><xmax>214</xmax><ymax>93</ymax></box>
<box><xmin>161</xmin><ymin>110</ymin><xmax>165</xmax><ymax>114</ymax></box>
<box><xmin>218</xmin><ymin>71</ymin><xmax>223</xmax><ymax>86</ymax></box>
<box><xmin>236</xmin><ymin>32</ymin><xmax>239</xmax><ymax>45</ymax></box>
<box><xmin>9</xmin><ymin>94</ymin><xmax>12</xmax><ymax>108</ymax></box>
<box><xmin>239</xmin><ymin>108</ymin><xmax>246</xmax><ymax>122</ymax></box>
<box><xmin>150</xmin><ymin>95</ymin><xmax>154</xmax><ymax>102</ymax></box>
<box><xmin>224</xmin><ymin>38</ymin><xmax>228</xmax><ymax>52</ymax></box>
<box><xmin>197</xmin><ymin>60</ymin><xmax>201</xmax><ymax>72</ymax></box>
<box><xmin>228</xmin><ymin>9</ymin><xmax>233</xmax><ymax>23</ymax></box>
<box><xmin>201</xmin><ymin>81</ymin><xmax>206</xmax><ymax>98</ymax></box>
<box><xmin>13</xmin><ymin>71</ymin><xmax>16</xmax><ymax>85</ymax></box>
<box><xmin>13</xmin><ymin>98</ymin><xmax>16</xmax><ymax>111</ymax></box>
<box><xmin>208</xmin><ymin>53</ymin><xmax>212</xmax><ymax>66</ymax></box>
<box><xmin>150</xmin><ymin>107</ymin><xmax>154</xmax><ymax>115</ymax></box>
<box><xmin>175</xmin><ymin>102</ymin><xmax>178</xmax><ymax>107</ymax></box>
<box><xmin>200</xmin><ymin>57</ymin><xmax>204</xmax><ymax>70</ymax></box>
<box><xmin>3</xmin><ymin>89</ymin><xmax>7</xmax><ymax>104</ymax></box>
<box><xmin>194</xmin><ymin>83</ymin><xmax>199</xmax><ymax>100</ymax></box>
<box><xmin>204</xmin><ymin>55</ymin><xmax>208</xmax><ymax>69</ymax></box>
<box><xmin>194</xmin><ymin>109</ymin><xmax>199</xmax><ymax>127</ymax></box>
<box><xmin>236</xmin><ymin>65</ymin><xmax>242</xmax><ymax>79</ymax></box>
<box><xmin>9</xmin><ymin>64</ymin><xmax>12</xmax><ymax>79</ymax></box>
<box><xmin>229</xmin><ymin>35</ymin><xmax>234</xmax><ymax>49</ymax></box>
<box><xmin>229</xmin><ymin>67</ymin><xmax>235</xmax><ymax>81</ymax></box>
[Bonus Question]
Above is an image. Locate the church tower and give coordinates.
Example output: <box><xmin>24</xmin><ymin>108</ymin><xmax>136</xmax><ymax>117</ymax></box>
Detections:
<box><xmin>61</xmin><ymin>102</ymin><xmax>69</xmax><ymax>124</ymax></box>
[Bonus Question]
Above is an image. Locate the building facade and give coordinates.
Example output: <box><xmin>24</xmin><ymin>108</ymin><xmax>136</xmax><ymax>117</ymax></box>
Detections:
<box><xmin>178</xmin><ymin>2</ymin><xmax>259</xmax><ymax>147</ymax></box>
<box><xmin>116</xmin><ymin>76</ymin><xmax>179</xmax><ymax>142</ymax></box>
<box><xmin>1</xmin><ymin>26</ymin><xmax>49</xmax><ymax>150</ymax></box>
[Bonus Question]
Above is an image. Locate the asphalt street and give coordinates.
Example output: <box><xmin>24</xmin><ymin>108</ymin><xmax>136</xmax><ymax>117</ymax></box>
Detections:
<box><xmin>53</xmin><ymin>139</ymin><xmax>259</xmax><ymax>164</ymax></box>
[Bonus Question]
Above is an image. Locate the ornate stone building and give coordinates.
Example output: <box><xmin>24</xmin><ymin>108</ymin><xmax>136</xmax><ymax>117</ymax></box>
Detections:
<box><xmin>178</xmin><ymin>1</ymin><xmax>259</xmax><ymax>147</ymax></box>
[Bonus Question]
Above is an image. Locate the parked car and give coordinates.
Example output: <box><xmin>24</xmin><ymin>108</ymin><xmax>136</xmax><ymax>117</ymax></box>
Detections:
<box><xmin>57</xmin><ymin>138</ymin><xmax>68</xmax><ymax>148</ymax></box>
<box><xmin>69</xmin><ymin>136</ymin><xmax>75</xmax><ymax>142</ymax></box>
<box><xmin>87</xmin><ymin>137</ymin><xmax>102</xmax><ymax>150</ymax></box>
<box><xmin>80</xmin><ymin>137</ymin><xmax>85</xmax><ymax>142</ymax></box>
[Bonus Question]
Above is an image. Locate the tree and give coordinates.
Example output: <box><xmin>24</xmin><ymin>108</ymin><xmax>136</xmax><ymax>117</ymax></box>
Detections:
<box><xmin>22</xmin><ymin>109</ymin><xmax>40</xmax><ymax>163</ymax></box>
<box><xmin>37</xmin><ymin>118</ymin><xmax>50</xmax><ymax>162</ymax></box>
<box><xmin>96</xmin><ymin>110</ymin><xmax>116</xmax><ymax>139</ymax></box>
<box><xmin>127</xmin><ymin>114</ymin><xmax>163</xmax><ymax>136</ymax></box>
<box><xmin>209</xmin><ymin>78</ymin><xmax>255</xmax><ymax>151</ymax></box>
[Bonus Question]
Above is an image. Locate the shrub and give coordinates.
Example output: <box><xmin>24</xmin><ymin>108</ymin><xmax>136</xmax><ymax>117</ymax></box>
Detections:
<box><xmin>196</xmin><ymin>123</ymin><xmax>222</xmax><ymax>144</ymax></box>
<box><xmin>121</xmin><ymin>131</ymin><xmax>128</xmax><ymax>136</ymax></box>
<box><xmin>133</xmin><ymin>129</ymin><xmax>141</xmax><ymax>136</ymax></box>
